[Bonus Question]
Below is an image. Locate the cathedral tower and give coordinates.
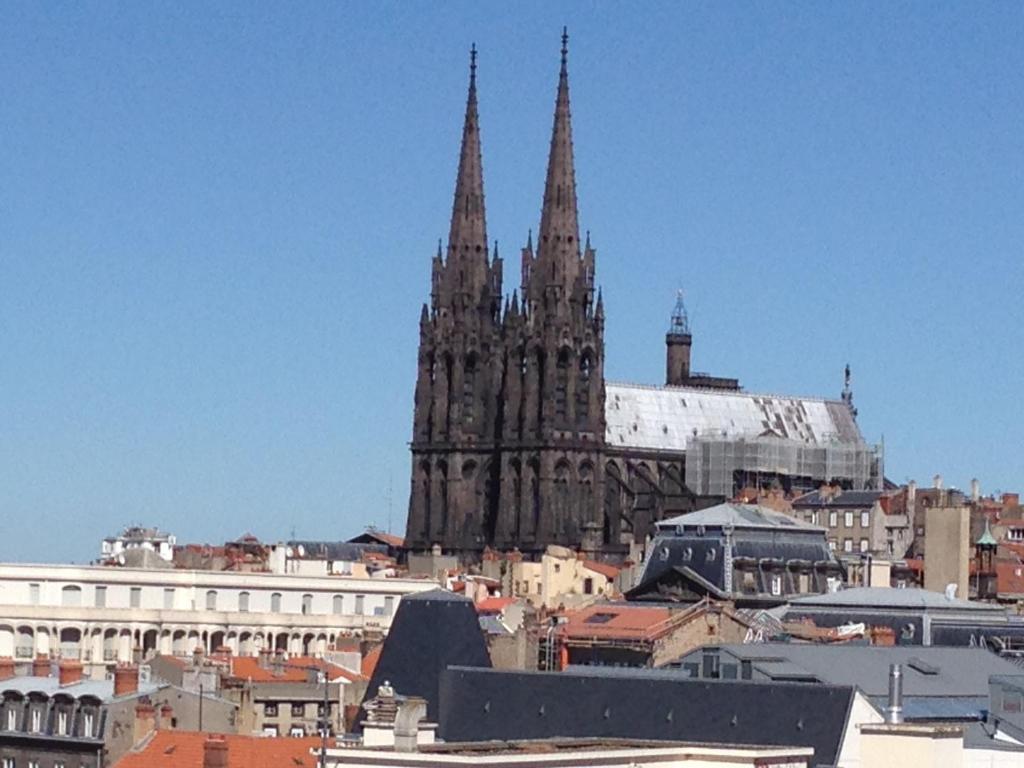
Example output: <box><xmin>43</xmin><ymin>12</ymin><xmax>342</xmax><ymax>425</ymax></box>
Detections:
<box><xmin>406</xmin><ymin>33</ymin><xmax>607</xmax><ymax>558</ymax></box>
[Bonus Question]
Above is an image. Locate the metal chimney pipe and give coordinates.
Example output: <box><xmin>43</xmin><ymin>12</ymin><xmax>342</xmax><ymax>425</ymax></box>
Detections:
<box><xmin>886</xmin><ymin>663</ymin><xmax>904</xmax><ymax>724</ymax></box>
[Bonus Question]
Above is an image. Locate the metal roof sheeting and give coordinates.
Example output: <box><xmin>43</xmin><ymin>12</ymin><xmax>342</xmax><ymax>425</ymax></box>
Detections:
<box><xmin>605</xmin><ymin>382</ymin><xmax>863</xmax><ymax>452</ymax></box>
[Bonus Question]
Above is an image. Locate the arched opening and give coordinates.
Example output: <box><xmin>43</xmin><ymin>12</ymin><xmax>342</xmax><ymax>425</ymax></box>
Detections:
<box><xmin>463</xmin><ymin>353</ymin><xmax>477</xmax><ymax>426</ymax></box>
<box><xmin>555</xmin><ymin>348</ymin><xmax>570</xmax><ymax>422</ymax></box>
<box><xmin>528</xmin><ymin>458</ymin><xmax>541</xmax><ymax>537</ymax></box>
<box><xmin>15</xmin><ymin>626</ymin><xmax>34</xmax><ymax>659</ymax></box>
<box><xmin>332</xmin><ymin>595</ymin><xmax>344</xmax><ymax>615</ymax></box>
<box><xmin>577</xmin><ymin>352</ymin><xmax>592</xmax><ymax>425</ymax></box>
<box><xmin>438</xmin><ymin>461</ymin><xmax>449</xmax><ymax>536</ymax></box>
<box><xmin>301</xmin><ymin>594</ymin><xmax>313</xmax><ymax>615</ymax></box>
<box><xmin>58</xmin><ymin>628</ymin><xmax>81</xmax><ymax>660</ymax></box>
<box><xmin>534</xmin><ymin>348</ymin><xmax>546</xmax><ymax>428</ymax></box>
<box><xmin>210</xmin><ymin>631</ymin><xmax>225</xmax><ymax>653</ymax></box>
<box><xmin>510</xmin><ymin>459</ymin><xmax>523</xmax><ymax>540</ymax></box>
<box><xmin>238</xmin><ymin>591</ymin><xmax>250</xmax><ymax>612</ymax></box>
<box><xmin>604</xmin><ymin>464</ymin><xmax>624</xmax><ymax>545</ymax></box>
<box><xmin>61</xmin><ymin>586</ymin><xmax>82</xmax><ymax>608</ymax></box>
<box><xmin>579</xmin><ymin>461</ymin><xmax>595</xmax><ymax>520</ymax></box>
<box><xmin>419</xmin><ymin>461</ymin><xmax>432</xmax><ymax>539</ymax></box>
<box><xmin>205</xmin><ymin>590</ymin><xmax>217</xmax><ymax>611</ymax></box>
<box><xmin>105</xmin><ymin>629</ymin><xmax>120</xmax><ymax>661</ymax></box>
<box><xmin>553</xmin><ymin>460</ymin><xmax>572</xmax><ymax>536</ymax></box>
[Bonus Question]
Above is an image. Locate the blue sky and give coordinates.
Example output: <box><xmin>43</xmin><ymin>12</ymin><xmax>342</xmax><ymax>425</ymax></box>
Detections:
<box><xmin>2</xmin><ymin>3</ymin><xmax>1022</xmax><ymax>562</ymax></box>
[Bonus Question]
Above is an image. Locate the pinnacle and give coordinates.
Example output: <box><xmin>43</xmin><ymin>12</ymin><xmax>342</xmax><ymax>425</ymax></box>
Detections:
<box><xmin>447</xmin><ymin>45</ymin><xmax>488</xmax><ymax>260</ymax></box>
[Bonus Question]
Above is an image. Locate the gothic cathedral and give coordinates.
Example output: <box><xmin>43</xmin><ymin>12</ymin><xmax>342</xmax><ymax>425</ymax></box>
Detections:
<box><xmin>406</xmin><ymin>34</ymin><xmax>609</xmax><ymax>559</ymax></box>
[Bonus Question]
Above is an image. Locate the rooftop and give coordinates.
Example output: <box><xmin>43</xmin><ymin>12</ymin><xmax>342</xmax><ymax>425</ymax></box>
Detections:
<box><xmin>0</xmin><ymin>676</ymin><xmax>161</xmax><ymax>702</ymax></box>
<box><xmin>787</xmin><ymin>586</ymin><xmax>1002</xmax><ymax>612</ymax></box>
<box><xmin>115</xmin><ymin>731</ymin><xmax>321</xmax><ymax>768</ymax></box>
<box><xmin>656</xmin><ymin>503</ymin><xmax>826</xmax><ymax>533</ymax></box>
<box><xmin>605</xmin><ymin>381</ymin><xmax>863</xmax><ymax>453</ymax></box>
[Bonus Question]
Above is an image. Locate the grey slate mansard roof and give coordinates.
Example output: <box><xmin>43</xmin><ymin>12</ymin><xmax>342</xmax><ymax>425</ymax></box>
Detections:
<box><xmin>688</xmin><ymin>644</ymin><xmax>1021</xmax><ymax>698</ymax></box>
<box><xmin>438</xmin><ymin>666</ymin><xmax>856</xmax><ymax>767</ymax></box>
<box><xmin>605</xmin><ymin>381</ymin><xmax>863</xmax><ymax>452</ymax></box>
<box><xmin>787</xmin><ymin>586</ymin><xmax>1002</xmax><ymax>613</ymax></box>
<box><xmin>356</xmin><ymin>589</ymin><xmax>491</xmax><ymax>730</ymax></box>
<box><xmin>0</xmin><ymin>676</ymin><xmax>162</xmax><ymax>702</ymax></box>
<box><xmin>656</xmin><ymin>503</ymin><xmax>827</xmax><ymax>533</ymax></box>
<box><xmin>792</xmin><ymin>489</ymin><xmax>885</xmax><ymax>508</ymax></box>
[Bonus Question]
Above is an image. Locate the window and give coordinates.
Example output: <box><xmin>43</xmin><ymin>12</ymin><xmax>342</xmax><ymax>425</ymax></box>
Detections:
<box><xmin>264</xmin><ymin>703</ymin><xmax>278</xmax><ymax>717</ymax></box>
<box><xmin>810</xmin><ymin>511</ymin><xmax>818</xmax><ymax>526</ymax></box>
<box><xmin>95</xmin><ymin>586</ymin><xmax>107</xmax><ymax>608</ymax></box>
<box><xmin>291</xmin><ymin>703</ymin><xmax>305</xmax><ymax>717</ymax></box>
<box><xmin>262</xmin><ymin>725</ymin><xmax>278</xmax><ymax>736</ymax></box>
<box><xmin>83</xmin><ymin>711</ymin><xmax>94</xmax><ymax>737</ymax></box>
<box><xmin>383</xmin><ymin>596</ymin><xmax>394</xmax><ymax>616</ymax></box>
<box><xmin>583</xmin><ymin>578</ymin><xmax>594</xmax><ymax>595</ymax></box>
<box><xmin>271</xmin><ymin>593</ymin><xmax>282</xmax><ymax>613</ymax></box>
<box><xmin>828</xmin><ymin>539</ymin><xmax>837</xmax><ymax>552</ymax></box>
<box><xmin>861</xmin><ymin>511</ymin><xmax>870</xmax><ymax>528</ymax></box>
<box><xmin>844</xmin><ymin>511</ymin><xmax>854</xmax><ymax>528</ymax></box>
<box><xmin>206</xmin><ymin>590</ymin><xmax>217</xmax><ymax>611</ymax></box>
<box><xmin>584</xmin><ymin>613</ymin><xmax>617</xmax><ymax>625</ymax></box>
<box><xmin>29</xmin><ymin>583</ymin><xmax>40</xmax><ymax>605</ymax></box>
<box><xmin>770</xmin><ymin>574</ymin><xmax>782</xmax><ymax>596</ymax></box>
<box><xmin>289</xmin><ymin>726</ymin><xmax>305</xmax><ymax>737</ymax></box>
<box><xmin>332</xmin><ymin>595</ymin><xmax>343</xmax><ymax>615</ymax></box>
<box><xmin>860</xmin><ymin>539</ymin><xmax>870</xmax><ymax>553</ymax></box>
<box><xmin>828</xmin><ymin>512</ymin><xmax>837</xmax><ymax>528</ymax></box>
<box><xmin>239</xmin><ymin>592</ymin><xmax>250</xmax><ymax>613</ymax></box>
<box><xmin>301</xmin><ymin>594</ymin><xmax>313</xmax><ymax>615</ymax></box>
<box><xmin>843</xmin><ymin>539</ymin><xmax>854</xmax><ymax>553</ymax></box>
<box><xmin>30</xmin><ymin>708</ymin><xmax>41</xmax><ymax>732</ymax></box>
<box><xmin>61</xmin><ymin>585</ymin><xmax>82</xmax><ymax>607</ymax></box>
<box><xmin>355</xmin><ymin>595</ymin><xmax>365</xmax><ymax>615</ymax></box>
<box><xmin>163</xmin><ymin>589</ymin><xmax>174</xmax><ymax>610</ymax></box>
<box><xmin>130</xmin><ymin>587</ymin><xmax>141</xmax><ymax>608</ymax></box>
<box><xmin>6</xmin><ymin>708</ymin><xmax>15</xmax><ymax>730</ymax></box>
<box><xmin>57</xmin><ymin>709</ymin><xmax>68</xmax><ymax>735</ymax></box>
<box><xmin>1009</xmin><ymin>528</ymin><xmax>1024</xmax><ymax>542</ymax></box>
<box><xmin>2</xmin><ymin>759</ymin><xmax>14</xmax><ymax>768</ymax></box>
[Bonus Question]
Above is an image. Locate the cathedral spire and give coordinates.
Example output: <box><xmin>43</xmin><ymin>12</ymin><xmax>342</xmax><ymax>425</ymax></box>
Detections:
<box><xmin>537</xmin><ymin>27</ymin><xmax>580</xmax><ymax>265</ymax></box>
<box><xmin>447</xmin><ymin>43</ymin><xmax>487</xmax><ymax>259</ymax></box>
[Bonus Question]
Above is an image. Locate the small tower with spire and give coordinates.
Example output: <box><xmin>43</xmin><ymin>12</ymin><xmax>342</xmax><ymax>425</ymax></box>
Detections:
<box><xmin>666</xmin><ymin>290</ymin><xmax>692</xmax><ymax>386</ymax></box>
<box><xmin>841</xmin><ymin>364</ymin><xmax>858</xmax><ymax>419</ymax></box>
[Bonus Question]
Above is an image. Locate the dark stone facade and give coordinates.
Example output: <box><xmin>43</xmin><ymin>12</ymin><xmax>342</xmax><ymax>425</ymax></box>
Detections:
<box><xmin>405</xmin><ymin>36</ymin><xmax>705</xmax><ymax>559</ymax></box>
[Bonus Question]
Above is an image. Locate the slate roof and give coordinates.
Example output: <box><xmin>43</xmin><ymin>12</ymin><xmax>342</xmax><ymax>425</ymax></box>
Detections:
<box><xmin>356</xmin><ymin>589</ymin><xmax>490</xmax><ymax>729</ymax></box>
<box><xmin>605</xmin><ymin>381</ymin><xmax>863</xmax><ymax>453</ymax></box>
<box><xmin>792</xmin><ymin>490</ymin><xmax>885</xmax><ymax>508</ymax></box>
<box><xmin>438</xmin><ymin>666</ymin><xmax>856</xmax><ymax>767</ymax></box>
<box><xmin>787</xmin><ymin>586</ymin><xmax>1001</xmax><ymax>613</ymax></box>
<box><xmin>690</xmin><ymin>644</ymin><xmax>1021</xmax><ymax>698</ymax></box>
<box><xmin>0</xmin><ymin>676</ymin><xmax>161</xmax><ymax>702</ymax></box>
<box><xmin>657</xmin><ymin>503</ymin><xmax>826</xmax><ymax>533</ymax></box>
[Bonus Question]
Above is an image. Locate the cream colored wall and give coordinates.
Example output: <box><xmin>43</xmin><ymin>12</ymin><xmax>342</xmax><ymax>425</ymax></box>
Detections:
<box><xmin>835</xmin><ymin>690</ymin><xmax>885</xmax><ymax>767</ymax></box>
<box><xmin>860</xmin><ymin>726</ymin><xmax>964</xmax><ymax>768</ymax></box>
<box><xmin>924</xmin><ymin>505</ymin><xmax>970</xmax><ymax>598</ymax></box>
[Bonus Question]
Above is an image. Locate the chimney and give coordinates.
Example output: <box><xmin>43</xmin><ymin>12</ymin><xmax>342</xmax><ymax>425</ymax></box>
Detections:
<box><xmin>971</xmin><ymin>479</ymin><xmax>981</xmax><ymax>503</ymax></box>
<box><xmin>907</xmin><ymin>480</ymin><xmax>917</xmax><ymax>512</ymax></box>
<box><xmin>0</xmin><ymin>658</ymin><xmax>14</xmax><ymax>681</ymax></box>
<box><xmin>886</xmin><ymin>663</ymin><xmax>904</xmax><ymax>724</ymax></box>
<box><xmin>133</xmin><ymin>700</ymin><xmax>157</xmax><ymax>744</ymax></box>
<box><xmin>192</xmin><ymin>646</ymin><xmax>204</xmax><ymax>667</ymax></box>
<box><xmin>159</xmin><ymin>703</ymin><xmax>174</xmax><ymax>730</ymax></box>
<box><xmin>114</xmin><ymin>664</ymin><xmax>139</xmax><ymax>697</ymax></box>
<box><xmin>203</xmin><ymin>735</ymin><xmax>229</xmax><ymax>768</ymax></box>
<box><xmin>59</xmin><ymin>660</ymin><xmax>83</xmax><ymax>687</ymax></box>
<box><xmin>32</xmin><ymin>655</ymin><xmax>51</xmax><ymax>678</ymax></box>
<box><xmin>257</xmin><ymin>647</ymin><xmax>272</xmax><ymax>669</ymax></box>
<box><xmin>393</xmin><ymin>697</ymin><xmax>429</xmax><ymax>753</ymax></box>
<box><xmin>272</xmin><ymin>650</ymin><xmax>285</xmax><ymax>677</ymax></box>
<box><xmin>933</xmin><ymin>474</ymin><xmax>943</xmax><ymax>490</ymax></box>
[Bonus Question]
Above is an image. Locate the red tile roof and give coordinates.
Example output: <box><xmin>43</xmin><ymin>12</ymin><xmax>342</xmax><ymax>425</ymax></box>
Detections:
<box><xmin>361</xmin><ymin>646</ymin><xmax>383</xmax><ymax>679</ymax></box>
<box><xmin>582</xmin><ymin>560</ymin><xmax>621</xmax><ymax>580</ymax></box>
<box><xmin>475</xmin><ymin>597</ymin><xmax>517</xmax><ymax>615</ymax></box>
<box><xmin>559</xmin><ymin>604</ymin><xmax>678</xmax><ymax>642</ymax></box>
<box><xmin>228</xmin><ymin>655</ymin><xmax>360</xmax><ymax>683</ymax></box>
<box><xmin>114</xmin><ymin>732</ymin><xmax>322</xmax><ymax>768</ymax></box>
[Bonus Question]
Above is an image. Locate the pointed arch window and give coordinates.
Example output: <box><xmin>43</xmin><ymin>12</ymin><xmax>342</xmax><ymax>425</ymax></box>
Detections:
<box><xmin>555</xmin><ymin>348</ymin><xmax>570</xmax><ymax>421</ymax></box>
<box><xmin>463</xmin><ymin>354</ymin><xmax>477</xmax><ymax>425</ymax></box>
<box><xmin>577</xmin><ymin>352</ymin><xmax>592</xmax><ymax>425</ymax></box>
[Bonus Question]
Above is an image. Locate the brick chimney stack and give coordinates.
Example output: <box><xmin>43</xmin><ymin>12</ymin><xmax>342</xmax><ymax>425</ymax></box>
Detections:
<box><xmin>32</xmin><ymin>655</ymin><xmax>51</xmax><ymax>678</ymax></box>
<box><xmin>114</xmin><ymin>664</ymin><xmax>139</xmax><ymax>697</ymax></box>
<box><xmin>159</xmin><ymin>703</ymin><xmax>174</xmax><ymax>730</ymax></box>
<box><xmin>0</xmin><ymin>658</ymin><xmax>14</xmax><ymax>681</ymax></box>
<box><xmin>133</xmin><ymin>700</ymin><xmax>157</xmax><ymax>744</ymax></box>
<box><xmin>59</xmin><ymin>660</ymin><xmax>83</xmax><ymax>686</ymax></box>
<box><xmin>203</xmin><ymin>735</ymin><xmax>229</xmax><ymax>768</ymax></box>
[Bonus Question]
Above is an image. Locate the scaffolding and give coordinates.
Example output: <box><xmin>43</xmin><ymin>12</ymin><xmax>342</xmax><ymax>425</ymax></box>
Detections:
<box><xmin>685</xmin><ymin>433</ymin><xmax>883</xmax><ymax>497</ymax></box>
